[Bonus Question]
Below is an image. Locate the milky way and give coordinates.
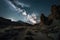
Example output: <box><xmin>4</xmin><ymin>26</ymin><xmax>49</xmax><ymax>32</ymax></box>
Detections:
<box><xmin>0</xmin><ymin>0</ymin><xmax>60</xmax><ymax>24</ymax></box>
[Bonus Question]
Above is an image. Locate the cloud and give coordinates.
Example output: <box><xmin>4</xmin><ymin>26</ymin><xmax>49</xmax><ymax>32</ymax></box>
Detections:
<box><xmin>22</xmin><ymin>11</ymin><xmax>37</xmax><ymax>24</ymax></box>
<box><xmin>22</xmin><ymin>11</ymin><xmax>27</xmax><ymax>16</ymax></box>
<box><xmin>5</xmin><ymin>0</ymin><xmax>17</xmax><ymax>10</ymax></box>
<box><xmin>14</xmin><ymin>0</ymin><xmax>30</xmax><ymax>7</ymax></box>
<box><xmin>6</xmin><ymin>0</ymin><xmax>30</xmax><ymax>13</ymax></box>
<box><xmin>9</xmin><ymin>0</ymin><xmax>30</xmax><ymax>8</ymax></box>
<box><xmin>31</xmin><ymin>13</ymin><xmax>37</xmax><ymax>19</ymax></box>
<box><xmin>16</xmin><ymin>8</ymin><xmax>24</xmax><ymax>13</ymax></box>
<box><xmin>27</xmin><ymin>14</ymin><xmax>37</xmax><ymax>24</ymax></box>
<box><xmin>5</xmin><ymin>0</ymin><xmax>40</xmax><ymax>24</ymax></box>
<box><xmin>8</xmin><ymin>17</ymin><xmax>17</xmax><ymax>21</ymax></box>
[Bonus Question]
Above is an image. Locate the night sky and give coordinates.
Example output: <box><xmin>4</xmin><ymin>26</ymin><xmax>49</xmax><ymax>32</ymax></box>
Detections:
<box><xmin>0</xmin><ymin>0</ymin><xmax>60</xmax><ymax>24</ymax></box>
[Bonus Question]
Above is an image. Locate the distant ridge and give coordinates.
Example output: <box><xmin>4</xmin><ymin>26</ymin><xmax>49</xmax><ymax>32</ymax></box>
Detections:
<box><xmin>0</xmin><ymin>17</ymin><xmax>32</xmax><ymax>28</ymax></box>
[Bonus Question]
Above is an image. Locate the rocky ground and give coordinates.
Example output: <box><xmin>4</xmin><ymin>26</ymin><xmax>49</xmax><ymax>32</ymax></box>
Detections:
<box><xmin>0</xmin><ymin>19</ymin><xmax>60</xmax><ymax>40</ymax></box>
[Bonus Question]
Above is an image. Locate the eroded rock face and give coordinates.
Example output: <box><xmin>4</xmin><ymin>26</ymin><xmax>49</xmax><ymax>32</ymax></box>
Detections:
<box><xmin>49</xmin><ymin>5</ymin><xmax>60</xmax><ymax>20</ymax></box>
<box><xmin>40</xmin><ymin>5</ymin><xmax>60</xmax><ymax>40</ymax></box>
<box><xmin>40</xmin><ymin>5</ymin><xmax>60</xmax><ymax>26</ymax></box>
<box><xmin>40</xmin><ymin>13</ymin><xmax>48</xmax><ymax>25</ymax></box>
<box><xmin>40</xmin><ymin>13</ymin><xmax>53</xmax><ymax>25</ymax></box>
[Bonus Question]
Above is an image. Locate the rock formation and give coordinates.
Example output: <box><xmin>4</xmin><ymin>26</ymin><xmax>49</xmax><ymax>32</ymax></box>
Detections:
<box><xmin>49</xmin><ymin>5</ymin><xmax>60</xmax><ymax>20</ymax></box>
<box><xmin>40</xmin><ymin>5</ymin><xmax>60</xmax><ymax>26</ymax></box>
<box><xmin>40</xmin><ymin>13</ymin><xmax>48</xmax><ymax>25</ymax></box>
<box><xmin>40</xmin><ymin>5</ymin><xmax>60</xmax><ymax>40</ymax></box>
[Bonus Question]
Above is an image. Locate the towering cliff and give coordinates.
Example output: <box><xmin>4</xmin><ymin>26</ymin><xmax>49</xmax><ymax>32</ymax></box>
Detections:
<box><xmin>40</xmin><ymin>5</ymin><xmax>60</xmax><ymax>40</ymax></box>
<box><xmin>40</xmin><ymin>5</ymin><xmax>60</xmax><ymax>26</ymax></box>
<box><xmin>49</xmin><ymin>5</ymin><xmax>60</xmax><ymax>20</ymax></box>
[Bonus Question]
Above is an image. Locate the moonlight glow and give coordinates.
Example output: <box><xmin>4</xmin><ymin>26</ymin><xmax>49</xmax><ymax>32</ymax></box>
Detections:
<box><xmin>8</xmin><ymin>18</ymin><xmax>16</xmax><ymax>21</ymax></box>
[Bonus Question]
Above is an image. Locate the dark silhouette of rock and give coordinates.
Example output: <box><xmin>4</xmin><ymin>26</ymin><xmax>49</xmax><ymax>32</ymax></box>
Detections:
<box><xmin>40</xmin><ymin>13</ymin><xmax>52</xmax><ymax>25</ymax></box>
<box><xmin>0</xmin><ymin>17</ymin><xmax>33</xmax><ymax>28</ymax></box>
<box><xmin>0</xmin><ymin>17</ymin><xmax>11</xmax><ymax>22</ymax></box>
<box><xmin>49</xmin><ymin>5</ymin><xmax>60</xmax><ymax>20</ymax></box>
<box><xmin>39</xmin><ymin>5</ymin><xmax>60</xmax><ymax>40</ymax></box>
<box><xmin>40</xmin><ymin>5</ymin><xmax>60</xmax><ymax>26</ymax></box>
<box><xmin>40</xmin><ymin>13</ymin><xmax>47</xmax><ymax>25</ymax></box>
<box><xmin>0</xmin><ymin>17</ymin><xmax>11</xmax><ymax>28</ymax></box>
